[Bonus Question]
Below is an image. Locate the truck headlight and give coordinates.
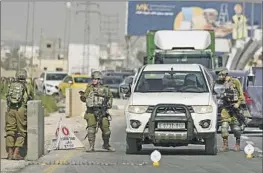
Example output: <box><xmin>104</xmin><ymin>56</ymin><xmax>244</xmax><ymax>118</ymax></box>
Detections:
<box><xmin>46</xmin><ymin>84</ymin><xmax>53</xmax><ymax>88</ymax></box>
<box><xmin>128</xmin><ymin>105</ymin><xmax>148</xmax><ymax>114</ymax></box>
<box><xmin>192</xmin><ymin>105</ymin><xmax>213</xmax><ymax>114</ymax></box>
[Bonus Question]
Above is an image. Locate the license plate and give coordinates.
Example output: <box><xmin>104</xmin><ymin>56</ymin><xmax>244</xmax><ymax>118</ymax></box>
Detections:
<box><xmin>110</xmin><ymin>88</ymin><xmax>117</xmax><ymax>93</ymax></box>
<box><xmin>157</xmin><ymin>122</ymin><xmax>185</xmax><ymax>129</ymax></box>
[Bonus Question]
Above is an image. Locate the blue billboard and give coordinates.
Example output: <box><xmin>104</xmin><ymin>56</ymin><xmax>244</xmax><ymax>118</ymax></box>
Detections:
<box><xmin>127</xmin><ymin>1</ymin><xmax>262</xmax><ymax>39</ymax></box>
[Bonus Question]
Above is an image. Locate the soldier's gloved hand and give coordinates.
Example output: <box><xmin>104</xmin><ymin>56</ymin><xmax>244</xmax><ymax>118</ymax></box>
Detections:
<box><xmin>234</xmin><ymin>103</ymin><xmax>239</xmax><ymax>109</ymax></box>
<box><xmin>80</xmin><ymin>96</ymin><xmax>86</xmax><ymax>102</ymax></box>
<box><xmin>107</xmin><ymin>103</ymin><xmax>112</xmax><ymax>109</ymax></box>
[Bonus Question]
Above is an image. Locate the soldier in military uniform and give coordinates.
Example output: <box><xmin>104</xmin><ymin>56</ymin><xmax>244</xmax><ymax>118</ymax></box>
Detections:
<box><xmin>216</xmin><ymin>69</ymin><xmax>246</xmax><ymax>152</ymax></box>
<box><xmin>80</xmin><ymin>71</ymin><xmax>115</xmax><ymax>152</ymax></box>
<box><xmin>5</xmin><ymin>70</ymin><xmax>34</xmax><ymax>160</ymax></box>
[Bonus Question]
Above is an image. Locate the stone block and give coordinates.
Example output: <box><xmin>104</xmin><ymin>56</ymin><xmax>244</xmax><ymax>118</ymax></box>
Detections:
<box><xmin>26</xmin><ymin>100</ymin><xmax>44</xmax><ymax>161</ymax></box>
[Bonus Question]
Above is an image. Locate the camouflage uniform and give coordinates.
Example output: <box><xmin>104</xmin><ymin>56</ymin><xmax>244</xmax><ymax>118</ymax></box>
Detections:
<box><xmin>5</xmin><ymin>70</ymin><xmax>34</xmax><ymax>160</ymax></box>
<box><xmin>80</xmin><ymin>71</ymin><xmax>115</xmax><ymax>152</ymax></box>
<box><xmin>217</xmin><ymin>69</ymin><xmax>245</xmax><ymax>152</ymax></box>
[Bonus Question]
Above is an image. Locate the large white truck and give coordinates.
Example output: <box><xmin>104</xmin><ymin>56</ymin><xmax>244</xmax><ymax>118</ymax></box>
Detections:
<box><xmin>144</xmin><ymin>30</ymin><xmax>223</xmax><ymax>70</ymax></box>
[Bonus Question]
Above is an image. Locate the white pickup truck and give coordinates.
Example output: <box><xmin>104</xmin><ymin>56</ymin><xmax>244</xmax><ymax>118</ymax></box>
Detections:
<box><xmin>36</xmin><ymin>71</ymin><xmax>67</xmax><ymax>96</ymax></box>
<box><xmin>121</xmin><ymin>64</ymin><xmax>218</xmax><ymax>155</ymax></box>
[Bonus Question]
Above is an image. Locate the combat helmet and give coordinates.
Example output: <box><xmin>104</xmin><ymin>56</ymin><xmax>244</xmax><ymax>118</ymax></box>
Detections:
<box><xmin>215</xmin><ymin>67</ymin><xmax>228</xmax><ymax>76</ymax></box>
<box><xmin>91</xmin><ymin>71</ymin><xmax>102</xmax><ymax>79</ymax></box>
<box><xmin>15</xmin><ymin>69</ymin><xmax>27</xmax><ymax>80</ymax></box>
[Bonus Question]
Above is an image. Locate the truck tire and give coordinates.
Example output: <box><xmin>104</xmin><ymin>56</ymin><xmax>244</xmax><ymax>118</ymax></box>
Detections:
<box><xmin>125</xmin><ymin>135</ymin><xmax>142</xmax><ymax>154</ymax></box>
<box><xmin>205</xmin><ymin>133</ymin><xmax>218</xmax><ymax>155</ymax></box>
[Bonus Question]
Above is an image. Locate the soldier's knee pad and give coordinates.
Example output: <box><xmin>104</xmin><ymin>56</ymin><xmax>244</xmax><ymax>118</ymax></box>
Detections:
<box><xmin>87</xmin><ymin>127</ymin><xmax>96</xmax><ymax>135</ymax></box>
<box><xmin>102</xmin><ymin>130</ymin><xmax>111</xmax><ymax>137</ymax></box>
<box><xmin>221</xmin><ymin>122</ymin><xmax>229</xmax><ymax>137</ymax></box>
<box><xmin>232</xmin><ymin>126</ymin><xmax>242</xmax><ymax>137</ymax></box>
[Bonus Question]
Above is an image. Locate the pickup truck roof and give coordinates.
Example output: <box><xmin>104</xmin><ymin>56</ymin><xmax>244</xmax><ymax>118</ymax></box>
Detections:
<box><xmin>143</xmin><ymin>64</ymin><xmax>202</xmax><ymax>72</ymax></box>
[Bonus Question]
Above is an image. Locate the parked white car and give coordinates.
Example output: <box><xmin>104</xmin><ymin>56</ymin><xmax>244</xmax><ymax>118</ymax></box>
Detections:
<box><xmin>36</xmin><ymin>71</ymin><xmax>67</xmax><ymax>96</ymax></box>
<box><xmin>122</xmin><ymin>64</ymin><xmax>218</xmax><ymax>155</ymax></box>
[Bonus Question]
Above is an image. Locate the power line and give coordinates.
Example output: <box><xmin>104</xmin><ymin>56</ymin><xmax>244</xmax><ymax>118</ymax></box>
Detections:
<box><xmin>75</xmin><ymin>2</ymin><xmax>100</xmax><ymax>75</ymax></box>
<box><xmin>100</xmin><ymin>14</ymin><xmax>119</xmax><ymax>59</ymax></box>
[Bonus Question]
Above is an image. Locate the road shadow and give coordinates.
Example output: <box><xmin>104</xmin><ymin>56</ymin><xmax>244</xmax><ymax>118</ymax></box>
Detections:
<box><xmin>245</xmin><ymin>134</ymin><xmax>263</xmax><ymax>137</ymax></box>
<box><xmin>130</xmin><ymin>148</ymin><xmax>210</xmax><ymax>155</ymax></box>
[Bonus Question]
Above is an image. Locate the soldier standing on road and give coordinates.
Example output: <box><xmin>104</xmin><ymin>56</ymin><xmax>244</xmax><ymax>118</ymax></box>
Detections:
<box><xmin>80</xmin><ymin>71</ymin><xmax>115</xmax><ymax>152</ymax></box>
<box><xmin>5</xmin><ymin>70</ymin><xmax>34</xmax><ymax>160</ymax></box>
<box><xmin>216</xmin><ymin>69</ymin><xmax>245</xmax><ymax>152</ymax></box>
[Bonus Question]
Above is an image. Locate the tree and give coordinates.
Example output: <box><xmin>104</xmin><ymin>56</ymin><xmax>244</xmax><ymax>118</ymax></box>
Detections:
<box><xmin>1</xmin><ymin>47</ymin><xmax>27</xmax><ymax>70</ymax></box>
<box><xmin>136</xmin><ymin>51</ymin><xmax>147</xmax><ymax>64</ymax></box>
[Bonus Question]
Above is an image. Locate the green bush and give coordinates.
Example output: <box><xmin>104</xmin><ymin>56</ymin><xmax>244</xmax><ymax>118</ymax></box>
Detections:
<box><xmin>35</xmin><ymin>95</ymin><xmax>58</xmax><ymax>116</ymax></box>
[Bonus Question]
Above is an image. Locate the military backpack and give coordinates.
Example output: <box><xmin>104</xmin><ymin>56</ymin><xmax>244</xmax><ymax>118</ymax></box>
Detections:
<box><xmin>6</xmin><ymin>82</ymin><xmax>27</xmax><ymax>108</ymax></box>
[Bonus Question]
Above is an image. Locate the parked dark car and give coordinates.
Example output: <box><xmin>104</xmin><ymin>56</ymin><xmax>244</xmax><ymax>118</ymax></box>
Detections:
<box><xmin>212</xmin><ymin>70</ymin><xmax>262</xmax><ymax>130</ymax></box>
<box><xmin>119</xmin><ymin>75</ymin><xmax>134</xmax><ymax>99</ymax></box>
<box><xmin>102</xmin><ymin>76</ymin><xmax>123</xmax><ymax>98</ymax></box>
<box><xmin>103</xmin><ymin>72</ymin><xmax>134</xmax><ymax>80</ymax></box>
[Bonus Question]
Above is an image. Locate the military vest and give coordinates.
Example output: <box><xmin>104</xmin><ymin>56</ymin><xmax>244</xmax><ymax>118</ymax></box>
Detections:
<box><xmin>224</xmin><ymin>79</ymin><xmax>239</xmax><ymax>102</ymax></box>
<box><xmin>86</xmin><ymin>86</ymin><xmax>109</xmax><ymax>108</ymax></box>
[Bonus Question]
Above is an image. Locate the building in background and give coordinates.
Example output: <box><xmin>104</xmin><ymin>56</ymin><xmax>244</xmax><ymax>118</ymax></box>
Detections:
<box><xmin>39</xmin><ymin>37</ymin><xmax>64</xmax><ymax>60</ymax></box>
<box><xmin>68</xmin><ymin>44</ymin><xmax>100</xmax><ymax>75</ymax></box>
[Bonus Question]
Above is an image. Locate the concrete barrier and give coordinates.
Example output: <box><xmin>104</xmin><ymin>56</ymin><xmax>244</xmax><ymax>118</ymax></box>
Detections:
<box><xmin>0</xmin><ymin>100</ymin><xmax>44</xmax><ymax>160</ymax></box>
<box><xmin>26</xmin><ymin>100</ymin><xmax>45</xmax><ymax>161</ymax></box>
<box><xmin>1</xmin><ymin>100</ymin><xmax>7</xmax><ymax>159</ymax></box>
<box><xmin>65</xmin><ymin>88</ymin><xmax>86</xmax><ymax>118</ymax></box>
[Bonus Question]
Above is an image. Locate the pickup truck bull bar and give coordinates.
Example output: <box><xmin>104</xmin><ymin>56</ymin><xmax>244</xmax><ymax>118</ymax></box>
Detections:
<box><xmin>148</xmin><ymin>104</ymin><xmax>194</xmax><ymax>142</ymax></box>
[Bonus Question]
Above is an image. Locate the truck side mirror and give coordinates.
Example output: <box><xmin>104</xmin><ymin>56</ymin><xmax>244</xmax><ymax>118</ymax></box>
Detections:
<box><xmin>247</xmin><ymin>75</ymin><xmax>255</xmax><ymax>86</ymax></box>
<box><xmin>217</xmin><ymin>56</ymin><xmax>223</xmax><ymax>67</ymax></box>
<box><xmin>143</xmin><ymin>56</ymin><xmax>147</xmax><ymax>65</ymax></box>
<box><xmin>120</xmin><ymin>84</ymin><xmax>131</xmax><ymax>97</ymax></box>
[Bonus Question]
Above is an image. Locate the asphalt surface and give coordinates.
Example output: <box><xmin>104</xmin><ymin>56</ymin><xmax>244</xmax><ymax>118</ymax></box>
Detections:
<box><xmin>20</xmin><ymin>115</ymin><xmax>262</xmax><ymax>173</ymax></box>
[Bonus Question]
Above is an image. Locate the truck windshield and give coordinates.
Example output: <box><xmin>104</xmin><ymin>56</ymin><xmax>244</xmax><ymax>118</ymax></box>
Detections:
<box><xmin>134</xmin><ymin>71</ymin><xmax>209</xmax><ymax>93</ymax></box>
<box><xmin>154</xmin><ymin>53</ymin><xmax>212</xmax><ymax>69</ymax></box>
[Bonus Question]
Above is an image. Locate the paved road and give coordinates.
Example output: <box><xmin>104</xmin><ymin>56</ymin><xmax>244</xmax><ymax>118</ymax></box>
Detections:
<box><xmin>20</xmin><ymin>115</ymin><xmax>262</xmax><ymax>173</ymax></box>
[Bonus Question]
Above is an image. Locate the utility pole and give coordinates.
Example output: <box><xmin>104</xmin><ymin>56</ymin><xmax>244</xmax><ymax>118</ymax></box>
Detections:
<box><xmin>66</xmin><ymin>2</ymin><xmax>72</xmax><ymax>73</ymax></box>
<box><xmin>76</xmin><ymin>2</ymin><xmax>100</xmax><ymax>75</ymax></box>
<box><xmin>21</xmin><ymin>1</ymin><xmax>30</xmax><ymax>72</ymax></box>
<box><xmin>30</xmin><ymin>0</ymin><xmax>36</xmax><ymax>76</ymax></box>
<box><xmin>39</xmin><ymin>28</ymin><xmax>43</xmax><ymax>70</ymax></box>
<box><xmin>100</xmin><ymin>14</ymin><xmax>119</xmax><ymax>59</ymax></box>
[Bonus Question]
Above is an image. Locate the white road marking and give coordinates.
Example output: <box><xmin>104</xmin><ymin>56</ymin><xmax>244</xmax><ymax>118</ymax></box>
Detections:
<box><xmin>254</xmin><ymin>147</ymin><xmax>263</xmax><ymax>153</ymax></box>
<box><xmin>245</xmin><ymin>141</ymin><xmax>255</xmax><ymax>145</ymax></box>
<box><xmin>241</xmin><ymin>135</ymin><xmax>249</xmax><ymax>139</ymax></box>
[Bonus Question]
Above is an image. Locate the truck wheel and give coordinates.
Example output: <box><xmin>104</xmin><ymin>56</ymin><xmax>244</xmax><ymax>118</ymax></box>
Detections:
<box><xmin>125</xmin><ymin>136</ymin><xmax>142</xmax><ymax>154</ymax></box>
<box><xmin>205</xmin><ymin>133</ymin><xmax>218</xmax><ymax>155</ymax></box>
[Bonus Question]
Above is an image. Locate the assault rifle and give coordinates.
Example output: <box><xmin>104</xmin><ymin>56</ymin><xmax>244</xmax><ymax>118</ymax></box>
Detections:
<box><xmin>214</xmin><ymin>84</ymin><xmax>247</xmax><ymax>126</ymax></box>
<box><xmin>93</xmin><ymin>94</ymin><xmax>111</xmax><ymax>130</ymax></box>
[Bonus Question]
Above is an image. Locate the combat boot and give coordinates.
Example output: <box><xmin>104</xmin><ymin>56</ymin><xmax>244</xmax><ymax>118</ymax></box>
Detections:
<box><xmin>13</xmin><ymin>147</ymin><xmax>24</xmax><ymax>160</ymax></box>
<box><xmin>7</xmin><ymin>147</ymin><xmax>14</xmax><ymax>160</ymax></box>
<box><xmin>86</xmin><ymin>140</ymin><xmax>95</xmax><ymax>152</ymax></box>
<box><xmin>102</xmin><ymin>139</ymin><xmax>115</xmax><ymax>152</ymax></box>
<box><xmin>234</xmin><ymin>138</ymin><xmax>240</xmax><ymax>152</ymax></box>
<box><xmin>220</xmin><ymin>138</ymin><xmax>229</xmax><ymax>152</ymax></box>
